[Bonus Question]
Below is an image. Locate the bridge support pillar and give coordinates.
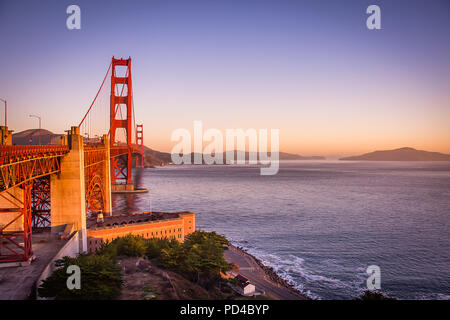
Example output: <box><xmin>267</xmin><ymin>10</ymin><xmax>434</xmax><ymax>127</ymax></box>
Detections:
<box><xmin>0</xmin><ymin>126</ymin><xmax>13</xmax><ymax>146</ymax></box>
<box><xmin>50</xmin><ymin>127</ymin><xmax>87</xmax><ymax>252</ymax></box>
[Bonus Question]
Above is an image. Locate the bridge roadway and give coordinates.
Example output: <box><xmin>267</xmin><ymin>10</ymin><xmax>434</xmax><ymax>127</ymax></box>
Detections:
<box><xmin>0</xmin><ymin>141</ymin><xmax>142</xmax><ymax>194</ymax></box>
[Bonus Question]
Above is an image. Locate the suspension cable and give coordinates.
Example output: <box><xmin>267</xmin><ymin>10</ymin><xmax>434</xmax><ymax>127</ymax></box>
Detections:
<box><xmin>79</xmin><ymin>61</ymin><xmax>113</xmax><ymax>127</ymax></box>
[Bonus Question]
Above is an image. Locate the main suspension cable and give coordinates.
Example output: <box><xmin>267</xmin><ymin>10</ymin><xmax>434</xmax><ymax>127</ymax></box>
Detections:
<box><xmin>79</xmin><ymin>61</ymin><xmax>112</xmax><ymax>127</ymax></box>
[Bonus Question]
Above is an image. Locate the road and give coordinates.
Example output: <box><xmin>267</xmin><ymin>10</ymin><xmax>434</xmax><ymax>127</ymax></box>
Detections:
<box><xmin>224</xmin><ymin>245</ymin><xmax>308</xmax><ymax>300</ymax></box>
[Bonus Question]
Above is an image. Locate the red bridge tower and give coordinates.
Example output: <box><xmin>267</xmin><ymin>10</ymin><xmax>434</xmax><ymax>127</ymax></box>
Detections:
<box><xmin>110</xmin><ymin>57</ymin><xmax>144</xmax><ymax>191</ymax></box>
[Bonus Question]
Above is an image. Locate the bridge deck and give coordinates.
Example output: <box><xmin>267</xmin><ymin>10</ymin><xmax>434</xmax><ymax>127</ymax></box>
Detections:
<box><xmin>0</xmin><ymin>145</ymin><xmax>69</xmax><ymax>165</ymax></box>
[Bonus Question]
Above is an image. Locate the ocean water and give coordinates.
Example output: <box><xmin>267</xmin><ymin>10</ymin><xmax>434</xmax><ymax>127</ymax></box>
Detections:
<box><xmin>112</xmin><ymin>161</ymin><xmax>450</xmax><ymax>300</ymax></box>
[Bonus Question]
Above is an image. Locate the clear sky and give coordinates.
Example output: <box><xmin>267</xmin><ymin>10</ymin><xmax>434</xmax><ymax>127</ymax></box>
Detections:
<box><xmin>1</xmin><ymin>0</ymin><xmax>449</xmax><ymax>156</ymax></box>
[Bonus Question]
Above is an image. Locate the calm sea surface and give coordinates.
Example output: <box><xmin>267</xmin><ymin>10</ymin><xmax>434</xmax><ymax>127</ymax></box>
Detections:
<box><xmin>112</xmin><ymin>161</ymin><xmax>450</xmax><ymax>299</ymax></box>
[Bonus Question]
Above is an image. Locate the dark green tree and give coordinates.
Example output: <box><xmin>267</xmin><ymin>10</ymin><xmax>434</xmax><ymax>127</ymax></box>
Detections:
<box><xmin>97</xmin><ymin>234</ymin><xmax>147</xmax><ymax>259</ymax></box>
<box><xmin>158</xmin><ymin>230</ymin><xmax>231</xmax><ymax>285</ymax></box>
<box><xmin>38</xmin><ymin>254</ymin><xmax>122</xmax><ymax>300</ymax></box>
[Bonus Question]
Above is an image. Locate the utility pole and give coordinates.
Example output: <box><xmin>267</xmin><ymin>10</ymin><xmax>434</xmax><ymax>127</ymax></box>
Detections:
<box><xmin>29</xmin><ymin>114</ymin><xmax>41</xmax><ymax>145</ymax></box>
<box><xmin>0</xmin><ymin>98</ymin><xmax>6</xmax><ymax>127</ymax></box>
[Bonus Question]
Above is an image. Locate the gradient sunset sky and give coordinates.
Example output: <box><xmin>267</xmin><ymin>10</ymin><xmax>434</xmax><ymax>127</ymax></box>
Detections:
<box><xmin>0</xmin><ymin>0</ymin><xmax>449</xmax><ymax>157</ymax></box>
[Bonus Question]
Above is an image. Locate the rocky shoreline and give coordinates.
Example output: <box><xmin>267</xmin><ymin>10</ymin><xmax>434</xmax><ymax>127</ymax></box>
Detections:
<box><xmin>231</xmin><ymin>245</ymin><xmax>310</xmax><ymax>300</ymax></box>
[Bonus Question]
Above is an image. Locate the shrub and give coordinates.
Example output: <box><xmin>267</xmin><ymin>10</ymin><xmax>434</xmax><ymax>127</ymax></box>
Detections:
<box><xmin>141</xmin><ymin>284</ymin><xmax>160</xmax><ymax>300</ymax></box>
<box><xmin>97</xmin><ymin>234</ymin><xmax>147</xmax><ymax>258</ymax></box>
<box><xmin>157</xmin><ymin>230</ymin><xmax>231</xmax><ymax>285</ymax></box>
<box><xmin>146</xmin><ymin>238</ymin><xmax>180</xmax><ymax>259</ymax></box>
<box><xmin>183</xmin><ymin>230</ymin><xmax>229</xmax><ymax>248</ymax></box>
<box><xmin>115</xmin><ymin>234</ymin><xmax>147</xmax><ymax>257</ymax></box>
<box><xmin>38</xmin><ymin>254</ymin><xmax>122</xmax><ymax>300</ymax></box>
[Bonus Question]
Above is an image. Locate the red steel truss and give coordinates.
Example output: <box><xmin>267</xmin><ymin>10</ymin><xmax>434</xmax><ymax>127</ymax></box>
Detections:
<box><xmin>31</xmin><ymin>176</ymin><xmax>51</xmax><ymax>228</ymax></box>
<box><xmin>0</xmin><ymin>182</ymin><xmax>33</xmax><ymax>263</ymax></box>
<box><xmin>0</xmin><ymin>146</ymin><xmax>66</xmax><ymax>262</ymax></box>
<box><xmin>0</xmin><ymin>145</ymin><xmax>68</xmax><ymax>193</ymax></box>
<box><xmin>84</xmin><ymin>144</ymin><xmax>106</xmax><ymax>218</ymax></box>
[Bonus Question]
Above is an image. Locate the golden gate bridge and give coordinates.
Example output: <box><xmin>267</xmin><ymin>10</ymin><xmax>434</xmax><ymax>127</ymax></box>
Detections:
<box><xmin>0</xmin><ymin>57</ymin><xmax>145</xmax><ymax>263</ymax></box>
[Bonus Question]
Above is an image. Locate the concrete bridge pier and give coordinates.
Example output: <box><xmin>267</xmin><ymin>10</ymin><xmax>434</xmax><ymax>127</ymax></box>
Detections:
<box><xmin>0</xmin><ymin>126</ymin><xmax>13</xmax><ymax>145</ymax></box>
<box><xmin>50</xmin><ymin>127</ymin><xmax>87</xmax><ymax>252</ymax></box>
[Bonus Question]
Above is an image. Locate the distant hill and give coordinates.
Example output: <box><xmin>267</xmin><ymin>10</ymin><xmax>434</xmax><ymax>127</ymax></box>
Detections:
<box><xmin>142</xmin><ymin>150</ymin><xmax>325</xmax><ymax>167</ymax></box>
<box><xmin>340</xmin><ymin>147</ymin><xmax>450</xmax><ymax>161</ymax></box>
<box><xmin>170</xmin><ymin>151</ymin><xmax>325</xmax><ymax>164</ymax></box>
<box><xmin>278</xmin><ymin>152</ymin><xmax>325</xmax><ymax>160</ymax></box>
<box><xmin>142</xmin><ymin>146</ymin><xmax>172</xmax><ymax>167</ymax></box>
<box><xmin>12</xmin><ymin>129</ymin><xmax>64</xmax><ymax>145</ymax></box>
